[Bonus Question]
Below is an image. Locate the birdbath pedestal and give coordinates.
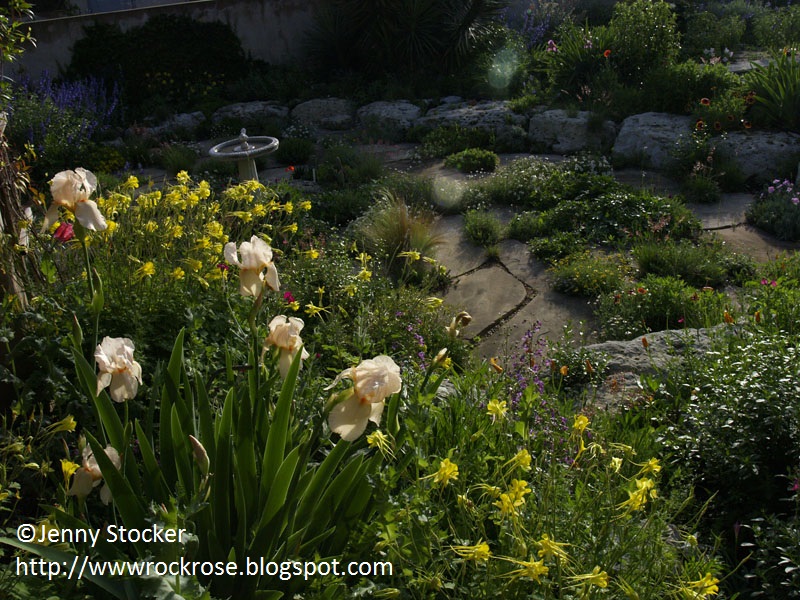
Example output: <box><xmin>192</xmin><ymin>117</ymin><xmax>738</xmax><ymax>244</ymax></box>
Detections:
<box><xmin>208</xmin><ymin>129</ymin><xmax>279</xmax><ymax>182</ymax></box>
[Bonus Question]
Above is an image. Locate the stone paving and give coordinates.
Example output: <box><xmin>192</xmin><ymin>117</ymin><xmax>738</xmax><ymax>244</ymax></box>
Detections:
<box><xmin>422</xmin><ymin>156</ymin><xmax>799</xmax><ymax>363</ymax></box>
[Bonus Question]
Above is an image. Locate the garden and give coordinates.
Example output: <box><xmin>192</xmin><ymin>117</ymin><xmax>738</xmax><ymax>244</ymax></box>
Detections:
<box><xmin>0</xmin><ymin>0</ymin><xmax>799</xmax><ymax>598</ymax></box>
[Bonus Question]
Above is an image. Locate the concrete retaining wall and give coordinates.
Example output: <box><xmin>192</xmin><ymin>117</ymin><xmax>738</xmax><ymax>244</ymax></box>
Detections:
<box><xmin>18</xmin><ymin>0</ymin><xmax>319</xmax><ymax>78</ymax></box>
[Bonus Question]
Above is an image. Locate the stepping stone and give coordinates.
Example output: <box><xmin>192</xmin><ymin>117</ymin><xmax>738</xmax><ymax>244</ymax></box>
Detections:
<box><xmin>689</xmin><ymin>192</ymin><xmax>753</xmax><ymax>229</ymax></box>
<box><xmin>497</xmin><ymin>239</ymin><xmax>547</xmax><ymax>287</ymax></box>
<box><xmin>433</xmin><ymin>215</ymin><xmax>487</xmax><ymax>276</ymax></box>
<box><xmin>475</xmin><ymin>290</ymin><xmax>595</xmax><ymax>360</ymax></box>
<box><xmin>714</xmin><ymin>225</ymin><xmax>800</xmax><ymax>262</ymax></box>
<box><xmin>443</xmin><ymin>266</ymin><xmax>525</xmax><ymax>338</ymax></box>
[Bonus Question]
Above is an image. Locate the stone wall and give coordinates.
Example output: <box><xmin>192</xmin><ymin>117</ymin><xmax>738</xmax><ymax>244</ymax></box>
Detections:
<box><xmin>18</xmin><ymin>0</ymin><xmax>319</xmax><ymax>78</ymax></box>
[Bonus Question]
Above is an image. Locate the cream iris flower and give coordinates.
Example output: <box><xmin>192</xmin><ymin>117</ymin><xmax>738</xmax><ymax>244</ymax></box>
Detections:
<box><xmin>263</xmin><ymin>315</ymin><xmax>310</xmax><ymax>378</ymax></box>
<box><xmin>326</xmin><ymin>355</ymin><xmax>401</xmax><ymax>442</ymax></box>
<box><xmin>224</xmin><ymin>235</ymin><xmax>280</xmax><ymax>296</ymax></box>
<box><xmin>67</xmin><ymin>444</ymin><xmax>121</xmax><ymax>505</ymax></box>
<box><xmin>43</xmin><ymin>168</ymin><xmax>107</xmax><ymax>232</ymax></box>
<box><xmin>94</xmin><ymin>336</ymin><xmax>143</xmax><ymax>402</ymax></box>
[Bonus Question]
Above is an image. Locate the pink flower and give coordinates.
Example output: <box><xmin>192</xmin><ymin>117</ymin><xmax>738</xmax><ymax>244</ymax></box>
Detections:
<box><xmin>546</xmin><ymin>39</ymin><xmax>557</xmax><ymax>52</ymax></box>
<box><xmin>53</xmin><ymin>222</ymin><xmax>74</xmax><ymax>242</ymax></box>
<box><xmin>283</xmin><ymin>291</ymin><xmax>296</xmax><ymax>303</ymax></box>
<box><xmin>792</xmin><ymin>197</ymin><xmax>799</xmax><ymax>205</ymax></box>
<box><xmin>767</xmin><ymin>186</ymin><xmax>775</xmax><ymax>193</ymax></box>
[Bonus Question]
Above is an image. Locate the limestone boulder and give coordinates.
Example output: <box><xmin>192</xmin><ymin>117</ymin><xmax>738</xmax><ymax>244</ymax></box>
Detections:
<box><xmin>612</xmin><ymin>112</ymin><xmax>693</xmax><ymax>168</ymax></box>
<box><xmin>415</xmin><ymin>100</ymin><xmax>529</xmax><ymax>150</ymax></box>
<box><xmin>212</xmin><ymin>101</ymin><xmax>289</xmax><ymax>124</ymax></box>
<box><xmin>290</xmin><ymin>98</ymin><xmax>355</xmax><ymax>130</ymax></box>
<box><xmin>528</xmin><ymin>109</ymin><xmax>617</xmax><ymax>154</ymax></box>
<box><xmin>151</xmin><ymin>111</ymin><xmax>206</xmax><ymax>137</ymax></box>
<box><xmin>356</xmin><ymin>100</ymin><xmax>423</xmax><ymax>137</ymax></box>
<box><xmin>714</xmin><ymin>130</ymin><xmax>800</xmax><ymax>182</ymax></box>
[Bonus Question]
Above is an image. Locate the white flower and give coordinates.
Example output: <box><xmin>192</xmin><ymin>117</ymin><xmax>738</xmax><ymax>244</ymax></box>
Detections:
<box><xmin>94</xmin><ymin>337</ymin><xmax>143</xmax><ymax>402</ymax></box>
<box><xmin>264</xmin><ymin>315</ymin><xmax>310</xmax><ymax>378</ymax></box>
<box><xmin>224</xmin><ymin>235</ymin><xmax>280</xmax><ymax>296</ymax></box>
<box><xmin>43</xmin><ymin>168</ymin><xmax>107</xmax><ymax>232</ymax></box>
<box><xmin>67</xmin><ymin>444</ymin><xmax>121</xmax><ymax>505</ymax></box>
<box><xmin>326</xmin><ymin>355</ymin><xmax>401</xmax><ymax>442</ymax></box>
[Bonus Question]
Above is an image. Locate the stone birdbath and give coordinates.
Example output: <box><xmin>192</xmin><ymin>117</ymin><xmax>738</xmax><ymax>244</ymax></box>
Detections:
<box><xmin>208</xmin><ymin>128</ymin><xmax>279</xmax><ymax>182</ymax></box>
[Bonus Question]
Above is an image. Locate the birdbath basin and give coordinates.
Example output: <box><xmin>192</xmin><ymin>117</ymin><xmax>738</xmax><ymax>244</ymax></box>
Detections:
<box><xmin>208</xmin><ymin>129</ymin><xmax>279</xmax><ymax>182</ymax></box>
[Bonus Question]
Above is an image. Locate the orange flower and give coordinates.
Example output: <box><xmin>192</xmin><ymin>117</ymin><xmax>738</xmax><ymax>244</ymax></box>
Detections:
<box><xmin>603</xmin><ymin>49</ymin><xmax>611</xmax><ymax>58</ymax></box>
<box><xmin>637</xmin><ymin>286</ymin><xmax>647</xmax><ymax>295</ymax></box>
<box><xmin>585</xmin><ymin>360</ymin><xmax>594</xmax><ymax>375</ymax></box>
<box><xmin>490</xmin><ymin>356</ymin><xmax>504</xmax><ymax>373</ymax></box>
<box><xmin>743</xmin><ymin>120</ymin><xmax>752</xmax><ymax>129</ymax></box>
<box><xmin>695</xmin><ymin>119</ymin><xmax>705</xmax><ymax>130</ymax></box>
<box><xmin>560</xmin><ymin>365</ymin><xmax>569</xmax><ymax>376</ymax></box>
<box><xmin>723</xmin><ymin>311</ymin><xmax>734</xmax><ymax>324</ymax></box>
<box><xmin>754</xmin><ymin>310</ymin><xmax>761</xmax><ymax>324</ymax></box>
<box><xmin>641</xmin><ymin>337</ymin><xmax>649</xmax><ymax>349</ymax></box>
<box><xmin>700</xmin><ymin>97</ymin><xmax>711</xmax><ymax>106</ymax></box>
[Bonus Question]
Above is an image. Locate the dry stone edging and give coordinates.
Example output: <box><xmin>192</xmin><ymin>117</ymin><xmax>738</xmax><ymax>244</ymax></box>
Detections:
<box><xmin>528</xmin><ymin>109</ymin><xmax>617</xmax><ymax>154</ymax></box>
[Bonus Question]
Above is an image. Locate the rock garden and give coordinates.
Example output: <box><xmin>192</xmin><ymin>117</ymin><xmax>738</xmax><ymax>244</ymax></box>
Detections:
<box><xmin>1</xmin><ymin>1</ymin><xmax>799</xmax><ymax>598</ymax></box>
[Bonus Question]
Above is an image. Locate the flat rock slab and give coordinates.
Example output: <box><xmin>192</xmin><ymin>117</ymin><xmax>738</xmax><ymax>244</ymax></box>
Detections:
<box><xmin>433</xmin><ymin>215</ymin><xmax>487</xmax><ymax>276</ymax></box>
<box><xmin>689</xmin><ymin>192</ymin><xmax>753</xmax><ymax>229</ymax></box>
<box><xmin>714</xmin><ymin>225</ymin><xmax>800</xmax><ymax>262</ymax></box>
<box><xmin>444</xmin><ymin>266</ymin><xmax>526</xmax><ymax>337</ymax></box>
<box><xmin>497</xmin><ymin>239</ymin><xmax>548</xmax><ymax>287</ymax></box>
<box><xmin>475</xmin><ymin>289</ymin><xmax>595</xmax><ymax>359</ymax></box>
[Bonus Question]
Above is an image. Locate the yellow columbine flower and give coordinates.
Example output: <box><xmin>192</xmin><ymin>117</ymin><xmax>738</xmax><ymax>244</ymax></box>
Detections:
<box><xmin>171</xmin><ymin>267</ymin><xmax>185</xmax><ymax>280</ymax></box>
<box><xmin>366</xmin><ymin>430</ymin><xmax>393</xmax><ymax>459</ymax></box>
<box><xmin>508</xmin><ymin>479</ymin><xmax>531</xmax><ymax>505</ymax></box>
<box><xmin>636</xmin><ymin>457</ymin><xmax>662</xmax><ymax>476</ymax></box>
<box><xmin>304</xmin><ymin>303</ymin><xmax>329</xmax><ymax>318</ymax></box>
<box><xmin>486</xmin><ymin>399</ymin><xmax>508</xmax><ymax>421</ymax></box>
<box><xmin>343</xmin><ymin>284</ymin><xmax>358</xmax><ymax>297</ymax></box>
<box><xmin>61</xmin><ymin>459</ymin><xmax>80</xmax><ymax>487</ymax></box>
<box><xmin>145</xmin><ymin>220</ymin><xmax>159</xmax><ymax>233</ymax></box>
<box><xmin>535</xmin><ymin>534</ymin><xmax>569</xmax><ymax>562</ymax></box>
<box><xmin>135</xmin><ymin>261</ymin><xmax>156</xmax><ymax>280</ymax></box>
<box><xmin>185</xmin><ymin>258</ymin><xmax>203</xmax><ymax>272</ymax></box>
<box><xmin>681</xmin><ymin>572</ymin><xmax>720</xmax><ymax>598</ymax></box>
<box><xmin>252</xmin><ymin>203</ymin><xmax>267</xmax><ymax>217</ymax></box>
<box><xmin>503</xmin><ymin>557</ymin><xmax>548</xmax><ymax>583</ymax></box>
<box><xmin>283</xmin><ymin>201</ymin><xmax>293</xmax><ymax>214</ymax></box>
<box><xmin>282</xmin><ymin>223</ymin><xmax>298</xmax><ymax>234</ymax></box>
<box><xmin>170</xmin><ymin>224</ymin><xmax>184</xmax><ymax>239</ymax></box>
<box><xmin>617</xmin><ymin>478</ymin><xmax>657</xmax><ymax>514</ymax></box>
<box><xmin>494</xmin><ymin>493</ymin><xmax>517</xmax><ymax>517</ymax></box>
<box><xmin>610</xmin><ymin>456</ymin><xmax>623</xmax><ymax>473</ymax></box>
<box><xmin>303</xmin><ymin>248</ymin><xmax>320</xmax><ymax>259</ymax></box>
<box><xmin>358</xmin><ymin>252</ymin><xmax>371</xmax><ymax>265</ymax></box>
<box><xmin>206</xmin><ymin>221</ymin><xmax>225</xmax><ymax>238</ymax></box>
<box><xmin>451</xmin><ymin>541</ymin><xmax>491</xmax><ymax>562</ymax></box>
<box><xmin>122</xmin><ymin>175</ymin><xmax>139</xmax><ymax>190</ymax></box>
<box><xmin>176</xmin><ymin>170</ymin><xmax>190</xmax><ymax>185</ymax></box>
<box><xmin>433</xmin><ymin>458</ymin><xmax>459</xmax><ymax>488</ymax></box>
<box><xmin>104</xmin><ymin>220</ymin><xmax>117</xmax><ymax>237</ymax></box>
<box><xmin>45</xmin><ymin>415</ymin><xmax>77</xmax><ymax>434</ymax></box>
<box><xmin>298</xmin><ymin>200</ymin><xmax>312</xmax><ymax>211</ymax></box>
<box><xmin>288</xmin><ymin>301</ymin><xmax>300</xmax><ymax>311</ymax></box>
<box><xmin>197</xmin><ymin>180</ymin><xmax>211</xmax><ymax>199</ymax></box>
<box><xmin>573</xmin><ymin>414</ymin><xmax>589</xmax><ymax>436</ymax></box>
<box><xmin>505</xmin><ymin>449</ymin><xmax>532</xmax><ymax>473</ymax></box>
<box><xmin>425</xmin><ymin>296</ymin><xmax>443</xmax><ymax>309</ymax></box>
<box><xmin>357</xmin><ymin>269</ymin><xmax>372</xmax><ymax>281</ymax></box>
<box><xmin>398</xmin><ymin>250</ymin><xmax>421</xmax><ymax>261</ymax></box>
<box><xmin>567</xmin><ymin>566</ymin><xmax>609</xmax><ymax>589</ymax></box>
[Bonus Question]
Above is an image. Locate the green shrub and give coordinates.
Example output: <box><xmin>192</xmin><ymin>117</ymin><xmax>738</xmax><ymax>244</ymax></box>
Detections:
<box><xmin>444</xmin><ymin>147</ymin><xmax>500</xmax><ymax>173</ymax></box>
<box><xmin>633</xmin><ymin>239</ymin><xmax>735</xmax><ymax>288</ymax></box>
<box><xmin>415</xmin><ymin>124</ymin><xmax>496</xmax><ymax>160</ymax></box>
<box><xmin>642</xmin><ymin>61</ymin><xmax>744</xmax><ymax>115</ymax></box>
<box><xmin>507</xmin><ymin>211</ymin><xmax>547</xmax><ymax>241</ymax></box>
<box><xmin>746</xmin><ymin>179</ymin><xmax>800</xmax><ymax>241</ymax></box>
<box><xmin>463</xmin><ymin>209</ymin><xmax>503</xmax><ymax>247</ymax></box>
<box><xmin>658</xmin><ymin>334</ymin><xmax>800</xmax><ymax>528</ymax></box>
<box><xmin>752</xmin><ymin>5</ymin><xmax>800</xmax><ymax>49</ymax></box>
<box><xmin>528</xmin><ymin>231</ymin><xmax>584</xmax><ymax>262</ymax></box>
<box><xmin>607</xmin><ymin>0</ymin><xmax>680</xmax><ymax>85</ymax></box>
<box><xmin>682</xmin><ymin>172</ymin><xmax>722</xmax><ymax>204</ymax></box>
<box><xmin>596</xmin><ymin>275</ymin><xmax>728</xmax><ymax>339</ymax></box>
<box><xmin>739</xmin><ymin>513</ymin><xmax>800</xmax><ymax>598</ymax></box>
<box><xmin>312</xmin><ymin>186</ymin><xmax>377</xmax><ymax>226</ymax></box>
<box><xmin>745</xmin><ymin>49</ymin><xmax>800</xmax><ymax>133</ymax></box>
<box><xmin>274</xmin><ymin>137</ymin><xmax>315</xmax><ymax>165</ymax></box>
<box><xmin>682</xmin><ymin>11</ymin><xmax>745</xmax><ymax>59</ymax></box>
<box><xmin>550</xmin><ymin>251</ymin><xmax>631</xmax><ymax>297</ymax></box>
<box><xmin>315</xmin><ymin>144</ymin><xmax>384</xmax><ymax>188</ymax></box>
<box><xmin>158</xmin><ymin>143</ymin><xmax>198</xmax><ymax>175</ymax></box>
<box><xmin>66</xmin><ymin>16</ymin><xmax>248</xmax><ymax>119</ymax></box>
